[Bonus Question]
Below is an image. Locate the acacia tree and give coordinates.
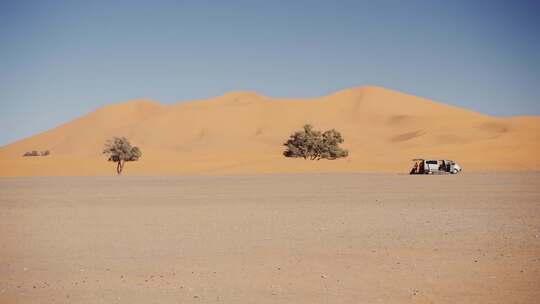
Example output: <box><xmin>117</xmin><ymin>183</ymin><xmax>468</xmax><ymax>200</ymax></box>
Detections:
<box><xmin>283</xmin><ymin>124</ymin><xmax>348</xmax><ymax>160</ymax></box>
<box><xmin>320</xmin><ymin>129</ymin><xmax>348</xmax><ymax>159</ymax></box>
<box><xmin>283</xmin><ymin>124</ymin><xmax>320</xmax><ymax>159</ymax></box>
<box><xmin>102</xmin><ymin>137</ymin><xmax>141</xmax><ymax>175</ymax></box>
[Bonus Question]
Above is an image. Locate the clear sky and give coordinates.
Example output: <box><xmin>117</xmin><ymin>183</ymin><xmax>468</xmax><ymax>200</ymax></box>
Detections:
<box><xmin>1</xmin><ymin>0</ymin><xmax>539</xmax><ymax>145</ymax></box>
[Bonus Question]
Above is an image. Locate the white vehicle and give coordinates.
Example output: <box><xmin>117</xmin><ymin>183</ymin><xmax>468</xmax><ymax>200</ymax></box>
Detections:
<box><xmin>410</xmin><ymin>159</ymin><xmax>462</xmax><ymax>175</ymax></box>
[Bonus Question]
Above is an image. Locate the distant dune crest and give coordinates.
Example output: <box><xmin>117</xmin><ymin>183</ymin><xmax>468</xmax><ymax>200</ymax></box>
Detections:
<box><xmin>0</xmin><ymin>86</ymin><xmax>539</xmax><ymax>175</ymax></box>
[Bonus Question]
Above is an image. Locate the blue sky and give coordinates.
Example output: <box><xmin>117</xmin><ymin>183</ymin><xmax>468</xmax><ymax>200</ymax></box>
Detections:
<box><xmin>1</xmin><ymin>0</ymin><xmax>539</xmax><ymax>145</ymax></box>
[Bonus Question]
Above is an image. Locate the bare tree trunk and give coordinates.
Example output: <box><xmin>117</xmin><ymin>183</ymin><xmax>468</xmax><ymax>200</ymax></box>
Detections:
<box><xmin>116</xmin><ymin>161</ymin><xmax>123</xmax><ymax>175</ymax></box>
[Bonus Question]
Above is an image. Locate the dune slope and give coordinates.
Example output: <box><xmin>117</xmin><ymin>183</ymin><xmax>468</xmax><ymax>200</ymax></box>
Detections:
<box><xmin>0</xmin><ymin>86</ymin><xmax>539</xmax><ymax>175</ymax></box>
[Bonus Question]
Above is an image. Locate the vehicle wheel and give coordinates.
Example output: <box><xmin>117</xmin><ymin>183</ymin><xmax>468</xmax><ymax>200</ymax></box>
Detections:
<box><xmin>452</xmin><ymin>169</ymin><xmax>458</xmax><ymax>174</ymax></box>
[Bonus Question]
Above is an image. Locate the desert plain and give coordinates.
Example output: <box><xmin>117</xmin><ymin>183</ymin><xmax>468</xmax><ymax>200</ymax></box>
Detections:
<box><xmin>1</xmin><ymin>172</ymin><xmax>539</xmax><ymax>303</ymax></box>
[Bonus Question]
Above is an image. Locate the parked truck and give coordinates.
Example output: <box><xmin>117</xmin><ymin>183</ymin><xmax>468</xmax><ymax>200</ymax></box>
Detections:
<box><xmin>410</xmin><ymin>159</ymin><xmax>462</xmax><ymax>175</ymax></box>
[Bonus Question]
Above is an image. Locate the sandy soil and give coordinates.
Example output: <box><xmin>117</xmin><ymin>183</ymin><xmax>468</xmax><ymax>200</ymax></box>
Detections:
<box><xmin>1</xmin><ymin>86</ymin><xmax>539</xmax><ymax>175</ymax></box>
<box><xmin>1</xmin><ymin>173</ymin><xmax>539</xmax><ymax>303</ymax></box>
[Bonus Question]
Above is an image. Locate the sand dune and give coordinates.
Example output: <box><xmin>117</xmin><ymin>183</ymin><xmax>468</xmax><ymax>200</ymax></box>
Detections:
<box><xmin>1</xmin><ymin>86</ymin><xmax>539</xmax><ymax>175</ymax></box>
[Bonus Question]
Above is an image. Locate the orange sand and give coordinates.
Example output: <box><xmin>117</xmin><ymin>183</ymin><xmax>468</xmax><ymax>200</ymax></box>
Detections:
<box><xmin>1</xmin><ymin>86</ymin><xmax>539</xmax><ymax>176</ymax></box>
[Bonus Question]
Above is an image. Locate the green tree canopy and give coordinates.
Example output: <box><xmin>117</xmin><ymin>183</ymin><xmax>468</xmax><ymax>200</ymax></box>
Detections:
<box><xmin>283</xmin><ymin>124</ymin><xmax>348</xmax><ymax>160</ymax></box>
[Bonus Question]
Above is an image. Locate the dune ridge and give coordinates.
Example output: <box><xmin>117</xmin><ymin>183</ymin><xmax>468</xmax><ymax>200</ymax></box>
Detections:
<box><xmin>1</xmin><ymin>86</ymin><xmax>539</xmax><ymax>176</ymax></box>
